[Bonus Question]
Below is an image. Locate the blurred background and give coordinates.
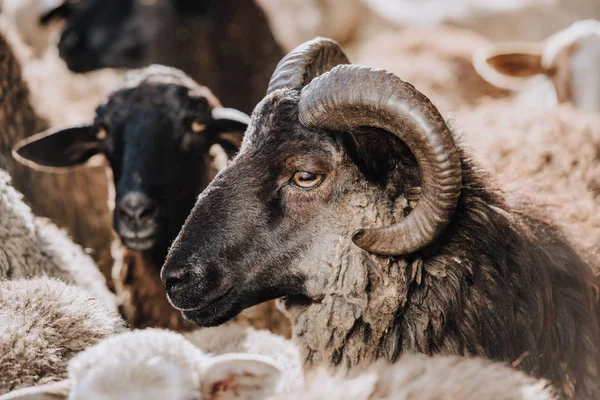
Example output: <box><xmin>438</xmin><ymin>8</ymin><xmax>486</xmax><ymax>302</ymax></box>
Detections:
<box><xmin>2</xmin><ymin>0</ymin><xmax>598</xmax><ymax>129</ymax></box>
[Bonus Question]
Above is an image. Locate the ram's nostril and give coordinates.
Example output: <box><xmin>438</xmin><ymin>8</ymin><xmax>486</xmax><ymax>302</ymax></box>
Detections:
<box><xmin>163</xmin><ymin>268</ymin><xmax>191</xmax><ymax>293</ymax></box>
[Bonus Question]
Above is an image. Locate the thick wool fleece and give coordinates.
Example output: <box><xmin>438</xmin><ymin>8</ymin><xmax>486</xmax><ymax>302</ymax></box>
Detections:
<box><xmin>0</xmin><ymin>278</ymin><xmax>124</xmax><ymax>394</ymax></box>
<box><xmin>0</xmin><ymin>169</ymin><xmax>116</xmax><ymax>312</ymax></box>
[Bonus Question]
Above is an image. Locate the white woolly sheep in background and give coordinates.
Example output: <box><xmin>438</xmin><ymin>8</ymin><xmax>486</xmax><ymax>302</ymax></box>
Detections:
<box><xmin>280</xmin><ymin>354</ymin><xmax>557</xmax><ymax>400</ymax></box>
<box><xmin>0</xmin><ymin>278</ymin><xmax>124</xmax><ymax>395</ymax></box>
<box><xmin>473</xmin><ymin>19</ymin><xmax>600</xmax><ymax>112</ymax></box>
<box><xmin>1</xmin><ymin>329</ymin><xmax>289</xmax><ymax>400</ymax></box>
<box><xmin>0</xmin><ymin>169</ymin><xmax>116</xmax><ymax>312</ymax></box>
<box><xmin>454</xmin><ymin>20</ymin><xmax>600</xmax><ymax>261</ymax></box>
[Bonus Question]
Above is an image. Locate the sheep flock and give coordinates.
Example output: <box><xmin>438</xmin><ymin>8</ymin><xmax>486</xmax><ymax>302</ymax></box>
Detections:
<box><xmin>0</xmin><ymin>1</ymin><xmax>599</xmax><ymax>399</ymax></box>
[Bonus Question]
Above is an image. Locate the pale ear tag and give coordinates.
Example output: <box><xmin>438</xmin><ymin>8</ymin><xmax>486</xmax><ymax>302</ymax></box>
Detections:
<box><xmin>201</xmin><ymin>353</ymin><xmax>282</xmax><ymax>400</ymax></box>
<box><xmin>0</xmin><ymin>380</ymin><xmax>71</xmax><ymax>400</ymax></box>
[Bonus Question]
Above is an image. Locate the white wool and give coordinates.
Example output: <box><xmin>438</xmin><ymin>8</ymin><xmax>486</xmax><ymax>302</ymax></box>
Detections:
<box><xmin>2</xmin><ymin>329</ymin><xmax>288</xmax><ymax>400</ymax></box>
<box><xmin>0</xmin><ymin>277</ymin><xmax>123</xmax><ymax>395</ymax></box>
<box><xmin>0</xmin><ymin>169</ymin><xmax>116</xmax><ymax>312</ymax></box>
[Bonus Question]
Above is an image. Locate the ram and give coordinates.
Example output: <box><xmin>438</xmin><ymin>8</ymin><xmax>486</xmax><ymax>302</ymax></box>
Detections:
<box><xmin>46</xmin><ymin>0</ymin><xmax>284</xmax><ymax>114</ymax></box>
<box><xmin>13</xmin><ymin>65</ymin><xmax>289</xmax><ymax>336</ymax></box>
<box><xmin>160</xmin><ymin>38</ymin><xmax>599</xmax><ymax>399</ymax></box>
<box><xmin>1</xmin><ymin>327</ymin><xmax>301</xmax><ymax>400</ymax></box>
<box><xmin>0</xmin><ymin>277</ymin><xmax>123</xmax><ymax>395</ymax></box>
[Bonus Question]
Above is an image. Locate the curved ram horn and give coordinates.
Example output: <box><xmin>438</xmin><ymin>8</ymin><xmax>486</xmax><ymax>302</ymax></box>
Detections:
<box><xmin>298</xmin><ymin>65</ymin><xmax>462</xmax><ymax>256</ymax></box>
<box><xmin>267</xmin><ymin>37</ymin><xmax>350</xmax><ymax>95</ymax></box>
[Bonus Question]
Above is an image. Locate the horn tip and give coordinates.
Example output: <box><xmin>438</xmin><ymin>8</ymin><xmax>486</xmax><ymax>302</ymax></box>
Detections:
<box><xmin>352</xmin><ymin>229</ymin><xmax>367</xmax><ymax>246</ymax></box>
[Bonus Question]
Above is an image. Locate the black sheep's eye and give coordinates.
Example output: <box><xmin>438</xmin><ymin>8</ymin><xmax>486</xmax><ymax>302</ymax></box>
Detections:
<box><xmin>291</xmin><ymin>171</ymin><xmax>323</xmax><ymax>189</ymax></box>
<box><xmin>94</xmin><ymin>124</ymin><xmax>109</xmax><ymax>140</ymax></box>
<box><xmin>183</xmin><ymin>117</ymin><xmax>207</xmax><ymax>134</ymax></box>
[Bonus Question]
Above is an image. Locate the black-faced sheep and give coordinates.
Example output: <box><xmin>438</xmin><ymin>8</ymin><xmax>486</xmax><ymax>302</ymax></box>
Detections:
<box><xmin>0</xmin><ymin>328</ymin><xmax>299</xmax><ymax>400</ymax></box>
<box><xmin>0</xmin><ymin>277</ymin><xmax>123</xmax><ymax>395</ymax></box>
<box><xmin>0</xmin><ymin>168</ymin><xmax>115</xmax><ymax>312</ymax></box>
<box><xmin>473</xmin><ymin>19</ymin><xmax>600</xmax><ymax>112</ymax></box>
<box><xmin>160</xmin><ymin>38</ymin><xmax>600</xmax><ymax>399</ymax></box>
<box><xmin>48</xmin><ymin>0</ymin><xmax>284</xmax><ymax>114</ymax></box>
<box><xmin>13</xmin><ymin>65</ymin><xmax>290</xmax><ymax>336</ymax></box>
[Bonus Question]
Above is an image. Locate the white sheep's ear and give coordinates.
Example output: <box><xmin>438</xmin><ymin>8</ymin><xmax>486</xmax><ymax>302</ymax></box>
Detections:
<box><xmin>473</xmin><ymin>42</ymin><xmax>547</xmax><ymax>91</ymax></box>
<box><xmin>201</xmin><ymin>353</ymin><xmax>282</xmax><ymax>400</ymax></box>
<box><xmin>12</xmin><ymin>124</ymin><xmax>105</xmax><ymax>173</ymax></box>
<box><xmin>0</xmin><ymin>380</ymin><xmax>71</xmax><ymax>400</ymax></box>
<box><xmin>39</xmin><ymin>0</ymin><xmax>75</xmax><ymax>26</ymax></box>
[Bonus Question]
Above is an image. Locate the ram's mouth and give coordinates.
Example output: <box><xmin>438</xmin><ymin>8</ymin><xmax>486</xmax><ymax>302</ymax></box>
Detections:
<box><xmin>279</xmin><ymin>294</ymin><xmax>316</xmax><ymax>308</ymax></box>
<box><xmin>180</xmin><ymin>287</ymin><xmax>240</xmax><ymax>327</ymax></box>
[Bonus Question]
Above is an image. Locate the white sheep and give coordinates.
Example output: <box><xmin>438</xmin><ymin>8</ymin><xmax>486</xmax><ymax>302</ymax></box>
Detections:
<box><xmin>3</xmin><ymin>348</ymin><xmax>557</xmax><ymax>400</ymax></box>
<box><xmin>0</xmin><ymin>277</ymin><xmax>124</xmax><ymax>395</ymax></box>
<box><xmin>281</xmin><ymin>354</ymin><xmax>557</xmax><ymax>400</ymax></box>
<box><xmin>184</xmin><ymin>325</ymin><xmax>304</xmax><ymax>393</ymax></box>
<box><xmin>473</xmin><ymin>19</ymin><xmax>600</xmax><ymax>112</ymax></box>
<box><xmin>1</xmin><ymin>328</ymin><xmax>301</xmax><ymax>400</ymax></box>
<box><xmin>0</xmin><ymin>168</ymin><xmax>116</xmax><ymax>312</ymax></box>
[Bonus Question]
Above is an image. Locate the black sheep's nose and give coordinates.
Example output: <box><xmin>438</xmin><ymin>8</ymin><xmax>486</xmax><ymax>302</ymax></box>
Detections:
<box><xmin>118</xmin><ymin>192</ymin><xmax>158</xmax><ymax>225</ymax></box>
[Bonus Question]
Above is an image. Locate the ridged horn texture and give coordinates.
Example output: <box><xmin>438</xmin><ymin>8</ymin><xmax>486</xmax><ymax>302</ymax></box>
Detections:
<box><xmin>298</xmin><ymin>65</ymin><xmax>463</xmax><ymax>256</ymax></box>
<box><xmin>267</xmin><ymin>37</ymin><xmax>350</xmax><ymax>95</ymax></box>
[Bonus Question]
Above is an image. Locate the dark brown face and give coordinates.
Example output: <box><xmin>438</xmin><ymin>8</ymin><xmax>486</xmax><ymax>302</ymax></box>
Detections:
<box><xmin>160</xmin><ymin>91</ymin><xmax>419</xmax><ymax>326</ymax></box>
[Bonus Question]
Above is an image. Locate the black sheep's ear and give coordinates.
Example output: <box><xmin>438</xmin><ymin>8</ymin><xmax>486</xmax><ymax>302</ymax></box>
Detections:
<box><xmin>210</xmin><ymin>107</ymin><xmax>250</xmax><ymax>156</ymax></box>
<box><xmin>40</xmin><ymin>1</ymin><xmax>76</xmax><ymax>25</ymax></box>
<box><xmin>12</xmin><ymin>124</ymin><xmax>104</xmax><ymax>173</ymax></box>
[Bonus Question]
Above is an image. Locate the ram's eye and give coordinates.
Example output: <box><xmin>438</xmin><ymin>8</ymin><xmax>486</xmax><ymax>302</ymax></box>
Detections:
<box><xmin>291</xmin><ymin>171</ymin><xmax>323</xmax><ymax>189</ymax></box>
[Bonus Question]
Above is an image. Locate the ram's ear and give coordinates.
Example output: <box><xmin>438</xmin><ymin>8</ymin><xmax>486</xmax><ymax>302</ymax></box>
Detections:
<box><xmin>0</xmin><ymin>380</ymin><xmax>71</xmax><ymax>400</ymax></box>
<box><xmin>210</xmin><ymin>107</ymin><xmax>250</xmax><ymax>156</ymax></box>
<box><xmin>12</xmin><ymin>124</ymin><xmax>104</xmax><ymax>172</ymax></box>
<box><xmin>200</xmin><ymin>353</ymin><xmax>281</xmax><ymax>400</ymax></box>
<box><xmin>473</xmin><ymin>42</ymin><xmax>547</xmax><ymax>90</ymax></box>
